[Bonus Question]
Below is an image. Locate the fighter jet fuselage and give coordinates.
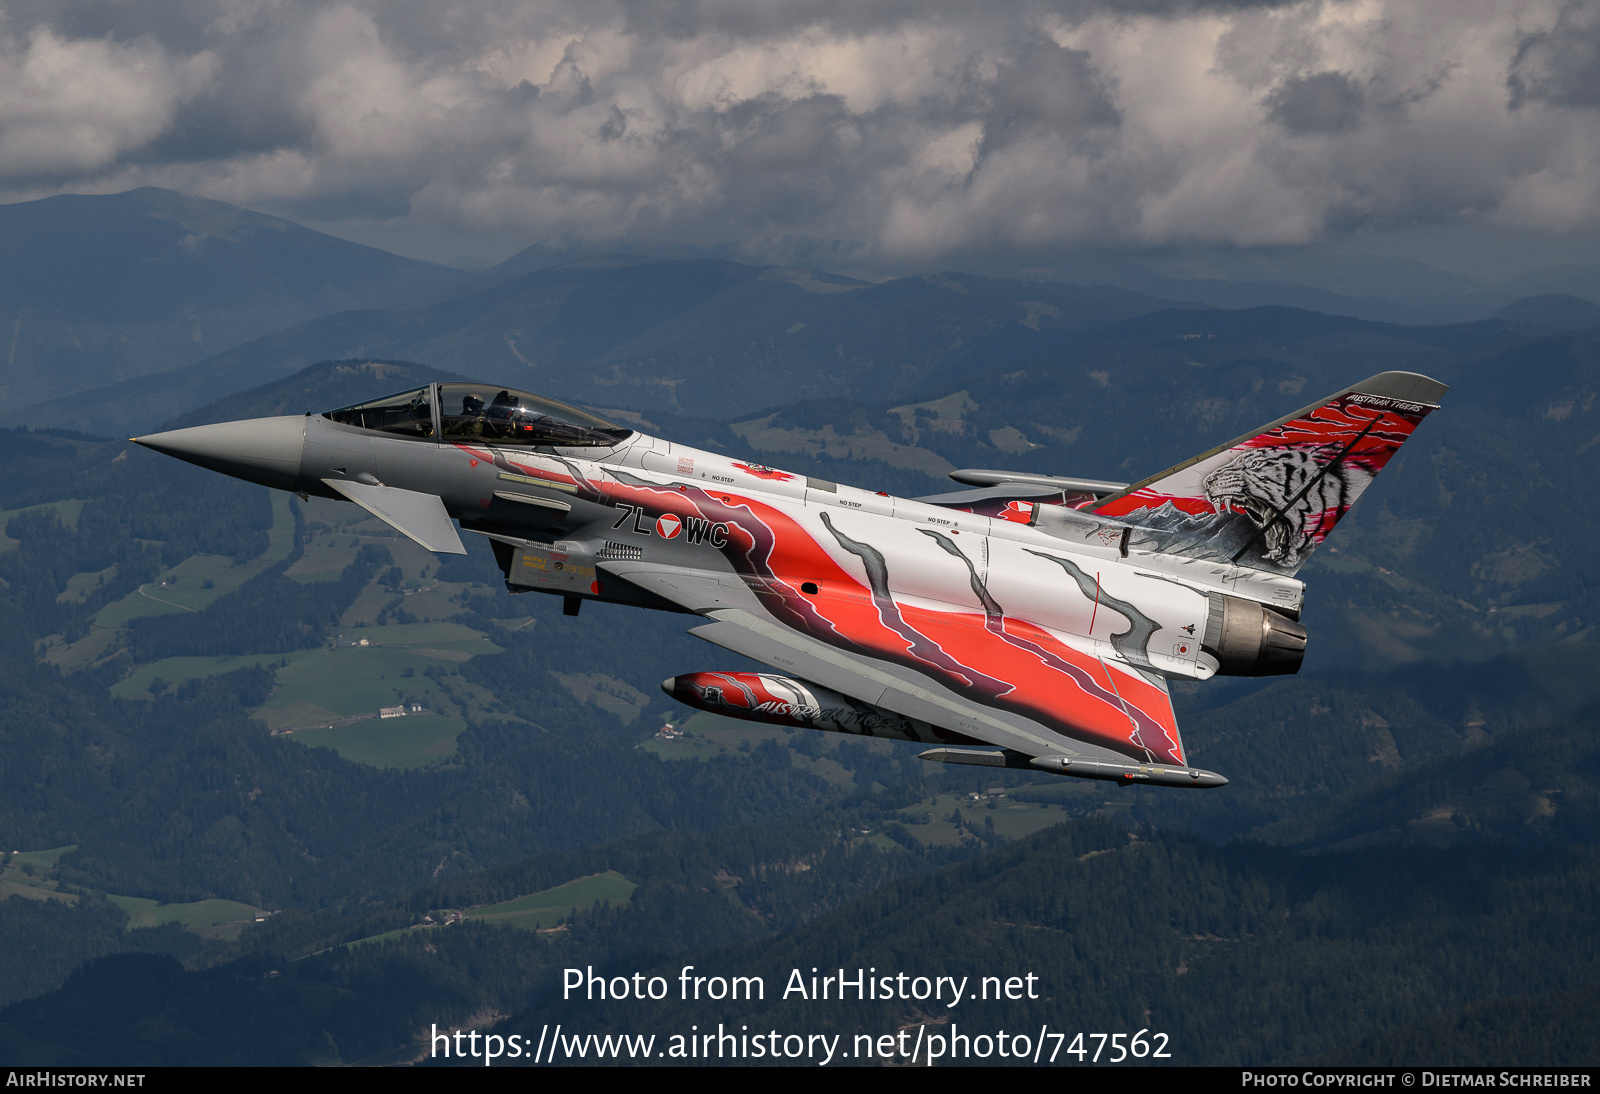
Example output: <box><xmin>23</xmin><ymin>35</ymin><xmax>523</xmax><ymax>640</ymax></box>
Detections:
<box><xmin>134</xmin><ymin>373</ymin><xmax>1446</xmax><ymax>788</ymax></box>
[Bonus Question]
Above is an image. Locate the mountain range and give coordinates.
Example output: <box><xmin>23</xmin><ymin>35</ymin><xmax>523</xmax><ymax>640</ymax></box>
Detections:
<box><xmin>6</xmin><ymin>187</ymin><xmax>1600</xmax><ymax>439</ymax></box>
<box><xmin>0</xmin><ymin>188</ymin><xmax>1597</xmax><ymax>1065</ymax></box>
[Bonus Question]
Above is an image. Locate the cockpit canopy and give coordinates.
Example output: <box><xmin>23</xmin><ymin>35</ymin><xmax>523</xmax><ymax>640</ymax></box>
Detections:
<box><xmin>323</xmin><ymin>383</ymin><xmax>633</xmax><ymax>448</ymax></box>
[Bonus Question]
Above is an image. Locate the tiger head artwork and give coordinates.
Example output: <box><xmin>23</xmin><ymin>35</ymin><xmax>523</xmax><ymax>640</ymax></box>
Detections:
<box><xmin>1201</xmin><ymin>446</ymin><xmax>1374</xmax><ymax>567</ymax></box>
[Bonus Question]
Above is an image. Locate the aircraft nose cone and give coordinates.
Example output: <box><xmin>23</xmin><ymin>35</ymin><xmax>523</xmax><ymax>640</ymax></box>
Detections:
<box><xmin>133</xmin><ymin>416</ymin><xmax>307</xmax><ymax>491</ymax></box>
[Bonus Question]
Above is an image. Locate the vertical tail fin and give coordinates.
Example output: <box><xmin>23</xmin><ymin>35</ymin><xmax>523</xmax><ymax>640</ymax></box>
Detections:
<box><xmin>1090</xmin><ymin>372</ymin><xmax>1447</xmax><ymax>575</ymax></box>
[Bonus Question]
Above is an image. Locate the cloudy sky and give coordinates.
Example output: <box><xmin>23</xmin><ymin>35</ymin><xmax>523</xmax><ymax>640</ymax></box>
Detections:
<box><xmin>3</xmin><ymin>1</ymin><xmax>1599</xmax><ymax>276</ymax></box>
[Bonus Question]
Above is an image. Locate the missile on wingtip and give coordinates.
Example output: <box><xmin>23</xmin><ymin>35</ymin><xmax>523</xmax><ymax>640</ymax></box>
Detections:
<box><xmin>919</xmin><ymin>747</ymin><xmax>1229</xmax><ymax>788</ymax></box>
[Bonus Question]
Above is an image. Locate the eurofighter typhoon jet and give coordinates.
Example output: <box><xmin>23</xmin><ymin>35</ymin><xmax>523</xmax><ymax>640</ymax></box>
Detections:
<box><xmin>133</xmin><ymin>373</ymin><xmax>1446</xmax><ymax>789</ymax></box>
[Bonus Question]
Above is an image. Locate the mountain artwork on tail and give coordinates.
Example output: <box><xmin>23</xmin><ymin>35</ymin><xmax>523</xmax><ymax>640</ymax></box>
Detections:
<box><xmin>131</xmin><ymin>372</ymin><xmax>1446</xmax><ymax>789</ymax></box>
<box><xmin>1088</xmin><ymin>372</ymin><xmax>1445</xmax><ymax>574</ymax></box>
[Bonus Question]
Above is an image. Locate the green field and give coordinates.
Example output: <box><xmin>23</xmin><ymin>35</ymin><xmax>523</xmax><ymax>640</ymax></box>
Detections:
<box><xmin>262</xmin><ymin>492</ymin><xmax>297</xmax><ymax>559</ymax></box>
<box><xmin>3</xmin><ymin>853</ymin><xmax>269</xmax><ymax>938</ymax></box>
<box><xmin>98</xmin><ymin>612</ymin><xmax>502</xmax><ymax>759</ymax></box>
<box><xmin>326</xmin><ymin>871</ymin><xmax>639</xmax><ymax>955</ymax></box>
<box><xmin>109</xmin><ymin>894</ymin><xmax>266</xmax><ymax>940</ymax></box>
<box><xmin>641</xmin><ymin>711</ymin><xmax>801</xmax><ymax>761</ymax></box>
<box><xmin>4</xmin><ymin>848</ymin><xmax>274</xmax><ymax>926</ymax></box>
<box><xmin>109</xmin><ymin>895</ymin><xmax>265</xmax><ymax>931</ymax></box>
<box><xmin>287</xmin><ymin>513</ymin><xmax>441</xmax><ymax>590</ymax></box>
<box><xmin>491</xmin><ymin>616</ymin><xmax>537</xmax><ymax>634</ymax></box>
<box><xmin>93</xmin><ymin>585</ymin><xmax>195</xmax><ymax>626</ymax></box>
<box><xmin>110</xmin><ymin>619</ymin><xmax>498</xmax><ymax>715</ymax></box>
<box><xmin>641</xmin><ymin>711</ymin><xmax>887</xmax><ymax>786</ymax></box>
<box><xmin>346</xmin><ymin>621</ymin><xmax>497</xmax><ymax>652</ymax></box>
<box><xmin>7</xmin><ymin>845</ymin><xmax>76</xmax><ymax>869</ymax></box>
<box><xmin>93</xmin><ymin>492</ymin><xmax>296</xmax><ymax>625</ymax></box>
<box><xmin>283</xmin><ymin>533</ymin><xmax>364</xmax><ymax>583</ymax></box>
<box><xmin>372</xmin><ymin>583</ymin><xmax>474</xmax><ymax>624</ymax></box>
<box><xmin>291</xmin><ymin>713</ymin><xmax>467</xmax><ymax>768</ymax></box>
<box><xmin>0</xmin><ymin>878</ymin><xmax>74</xmax><ymax>903</ymax></box>
<box><xmin>468</xmin><ymin>871</ymin><xmax>638</xmax><ymax>930</ymax></box>
<box><xmin>55</xmin><ymin>566</ymin><xmax>118</xmax><ymax>605</ymax></box>
<box><xmin>292</xmin><ymin>497</ymin><xmax>462</xmax><ymax>624</ymax></box>
<box><xmin>0</xmin><ymin>846</ymin><xmax>80</xmax><ymax>904</ymax></box>
<box><xmin>254</xmin><ymin>626</ymin><xmax>499</xmax><ymax>731</ymax></box>
<box><xmin>38</xmin><ymin>624</ymin><xmax>122</xmax><ymax>672</ymax></box>
<box><xmin>554</xmin><ymin>671</ymin><xmax>652</xmax><ymax>724</ymax></box>
<box><xmin>0</xmin><ymin>500</ymin><xmax>83</xmax><ymax>551</ymax></box>
<box><xmin>894</xmin><ymin>792</ymin><xmax>1069</xmax><ymax>845</ymax></box>
<box><xmin>111</xmin><ymin>650</ymin><xmax>315</xmax><ymax>700</ymax></box>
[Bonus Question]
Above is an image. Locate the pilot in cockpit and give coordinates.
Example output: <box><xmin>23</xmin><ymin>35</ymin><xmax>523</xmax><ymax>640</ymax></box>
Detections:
<box><xmin>447</xmin><ymin>392</ymin><xmax>488</xmax><ymax>436</ymax></box>
<box><xmin>487</xmin><ymin>390</ymin><xmax>519</xmax><ymax>431</ymax></box>
<box><xmin>488</xmin><ymin>390</ymin><xmax>530</xmax><ymax>437</ymax></box>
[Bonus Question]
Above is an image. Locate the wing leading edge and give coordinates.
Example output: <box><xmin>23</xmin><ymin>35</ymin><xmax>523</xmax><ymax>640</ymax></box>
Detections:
<box><xmin>603</xmin><ymin>560</ymin><xmax>1225</xmax><ymax>787</ymax></box>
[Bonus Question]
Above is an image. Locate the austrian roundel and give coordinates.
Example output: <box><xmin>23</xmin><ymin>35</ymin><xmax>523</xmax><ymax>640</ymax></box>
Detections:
<box><xmin>655</xmin><ymin>514</ymin><xmax>682</xmax><ymax>539</ymax></box>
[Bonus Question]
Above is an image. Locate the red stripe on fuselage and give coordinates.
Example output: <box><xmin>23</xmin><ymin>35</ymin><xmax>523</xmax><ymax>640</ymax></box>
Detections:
<box><xmin>598</xmin><ymin>477</ymin><xmax>1179</xmax><ymax>763</ymax></box>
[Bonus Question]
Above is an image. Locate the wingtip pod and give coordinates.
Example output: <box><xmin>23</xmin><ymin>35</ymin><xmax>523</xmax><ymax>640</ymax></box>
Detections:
<box><xmin>1028</xmin><ymin>754</ymin><xmax>1229</xmax><ymax>789</ymax></box>
<box><xmin>918</xmin><ymin>747</ymin><xmax>1228</xmax><ymax>788</ymax></box>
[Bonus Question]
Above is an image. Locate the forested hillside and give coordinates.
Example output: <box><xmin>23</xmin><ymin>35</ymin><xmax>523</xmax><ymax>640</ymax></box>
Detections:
<box><xmin>1</xmin><ymin>299</ymin><xmax>1597</xmax><ymax>1064</ymax></box>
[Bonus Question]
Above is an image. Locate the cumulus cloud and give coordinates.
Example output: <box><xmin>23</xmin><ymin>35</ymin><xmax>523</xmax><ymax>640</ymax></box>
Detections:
<box><xmin>1265</xmin><ymin>71</ymin><xmax>1364</xmax><ymax>133</ymax></box>
<box><xmin>2</xmin><ymin>1</ymin><xmax>1598</xmax><ymax>265</ymax></box>
<box><xmin>1510</xmin><ymin>2</ymin><xmax>1600</xmax><ymax>110</ymax></box>
<box><xmin>0</xmin><ymin>25</ymin><xmax>215</xmax><ymax>181</ymax></box>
